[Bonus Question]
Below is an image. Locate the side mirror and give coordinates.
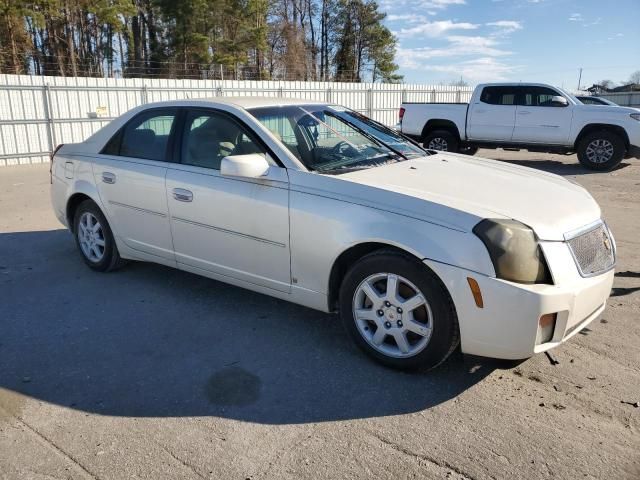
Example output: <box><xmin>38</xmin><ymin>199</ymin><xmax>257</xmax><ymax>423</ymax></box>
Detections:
<box><xmin>551</xmin><ymin>95</ymin><xmax>569</xmax><ymax>107</ymax></box>
<box><xmin>220</xmin><ymin>153</ymin><xmax>270</xmax><ymax>178</ymax></box>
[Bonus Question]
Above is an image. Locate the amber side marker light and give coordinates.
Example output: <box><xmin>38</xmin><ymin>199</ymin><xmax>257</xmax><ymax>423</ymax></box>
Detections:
<box><xmin>539</xmin><ymin>313</ymin><xmax>556</xmax><ymax>328</ymax></box>
<box><xmin>466</xmin><ymin>277</ymin><xmax>484</xmax><ymax>308</ymax></box>
<box><xmin>537</xmin><ymin>313</ymin><xmax>557</xmax><ymax>344</ymax></box>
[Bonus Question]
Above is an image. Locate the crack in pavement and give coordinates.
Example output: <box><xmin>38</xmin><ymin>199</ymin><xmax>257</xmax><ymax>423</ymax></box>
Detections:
<box><xmin>0</xmin><ymin>404</ymin><xmax>100</xmax><ymax>480</ymax></box>
<box><xmin>367</xmin><ymin>430</ymin><xmax>478</xmax><ymax>480</ymax></box>
<box><xmin>156</xmin><ymin>443</ymin><xmax>208</xmax><ymax>479</ymax></box>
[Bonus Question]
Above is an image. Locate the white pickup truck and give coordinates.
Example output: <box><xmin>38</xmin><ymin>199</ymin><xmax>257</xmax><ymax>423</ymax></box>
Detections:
<box><xmin>399</xmin><ymin>82</ymin><xmax>640</xmax><ymax>170</ymax></box>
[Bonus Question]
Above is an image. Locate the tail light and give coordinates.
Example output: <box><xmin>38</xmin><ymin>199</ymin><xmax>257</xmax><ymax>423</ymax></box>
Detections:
<box><xmin>399</xmin><ymin>107</ymin><xmax>405</xmax><ymax>122</ymax></box>
<box><xmin>50</xmin><ymin>144</ymin><xmax>64</xmax><ymax>184</ymax></box>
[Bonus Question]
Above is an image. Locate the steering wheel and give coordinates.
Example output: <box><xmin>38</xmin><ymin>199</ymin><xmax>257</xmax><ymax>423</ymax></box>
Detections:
<box><xmin>330</xmin><ymin>140</ymin><xmax>355</xmax><ymax>157</ymax></box>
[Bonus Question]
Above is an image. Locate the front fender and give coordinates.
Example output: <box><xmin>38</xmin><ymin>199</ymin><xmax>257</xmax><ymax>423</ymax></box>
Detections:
<box><xmin>289</xmin><ymin>187</ymin><xmax>494</xmax><ymax>297</ymax></box>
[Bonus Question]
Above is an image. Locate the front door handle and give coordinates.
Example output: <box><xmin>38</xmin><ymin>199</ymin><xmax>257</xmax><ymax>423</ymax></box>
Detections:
<box><xmin>172</xmin><ymin>188</ymin><xmax>193</xmax><ymax>202</ymax></box>
<box><xmin>518</xmin><ymin>110</ymin><xmax>531</xmax><ymax>115</ymax></box>
<box><xmin>102</xmin><ymin>172</ymin><xmax>116</xmax><ymax>184</ymax></box>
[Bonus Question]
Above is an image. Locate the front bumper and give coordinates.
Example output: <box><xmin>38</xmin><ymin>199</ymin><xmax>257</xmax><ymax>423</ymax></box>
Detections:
<box><xmin>425</xmin><ymin>259</ymin><xmax>614</xmax><ymax>360</ymax></box>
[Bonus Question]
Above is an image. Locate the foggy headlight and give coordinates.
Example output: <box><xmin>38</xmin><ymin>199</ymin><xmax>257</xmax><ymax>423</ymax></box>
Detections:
<box><xmin>473</xmin><ymin>219</ymin><xmax>551</xmax><ymax>284</ymax></box>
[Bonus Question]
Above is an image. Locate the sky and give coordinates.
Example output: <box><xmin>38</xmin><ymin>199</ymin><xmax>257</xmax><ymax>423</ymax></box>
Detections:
<box><xmin>381</xmin><ymin>0</ymin><xmax>640</xmax><ymax>89</ymax></box>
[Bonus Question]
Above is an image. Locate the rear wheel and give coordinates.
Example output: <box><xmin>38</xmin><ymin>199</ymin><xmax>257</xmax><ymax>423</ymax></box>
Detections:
<box><xmin>73</xmin><ymin>200</ymin><xmax>126</xmax><ymax>272</ymax></box>
<box><xmin>577</xmin><ymin>130</ymin><xmax>625</xmax><ymax>171</ymax></box>
<box><xmin>422</xmin><ymin>130</ymin><xmax>459</xmax><ymax>153</ymax></box>
<box><xmin>339</xmin><ymin>250</ymin><xmax>459</xmax><ymax>371</ymax></box>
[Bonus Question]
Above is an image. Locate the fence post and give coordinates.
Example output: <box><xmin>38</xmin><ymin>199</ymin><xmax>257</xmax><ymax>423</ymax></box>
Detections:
<box><xmin>141</xmin><ymin>84</ymin><xmax>148</xmax><ymax>104</ymax></box>
<box><xmin>401</xmin><ymin>89</ymin><xmax>407</xmax><ymax>103</ymax></box>
<box><xmin>367</xmin><ymin>88</ymin><xmax>373</xmax><ymax>117</ymax></box>
<box><xmin>326</xmin><ymin>87</ymin><xmax>332</xmax><ymax>103</ymax></box>
<box><xmin>42</xmin><ymin>83</ymin><xmax>56</xmax><ymax>154</ymax></box>
<box><xmin>278</xmin><ymin>86</ymin><xmax>283</xmax><ymax>98</ymax></box>
<box><xmin>431</xmin><ymin>89</ymin><xmax>436</xmax><ymax>102</ymax></box>
<box><xmin>456</xmin><ymin>89</ymin><xmax>461</xmax><ymax>103</ymax></box>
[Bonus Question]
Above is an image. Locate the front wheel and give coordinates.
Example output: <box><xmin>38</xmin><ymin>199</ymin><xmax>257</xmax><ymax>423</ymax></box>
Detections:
<box><xmin>577</xmin><ymin>130</ymin><xmax>625</xmax><ymax>171</ymax></box>
<box><xmin>422</xmin><ymin>130</ymin><xmax>459</xmax><ymax>153</ymax></box>
<box><xmin>339</xmin><ymin>250</ymin><xmax>459</xmax><ymax>371</ymax></box>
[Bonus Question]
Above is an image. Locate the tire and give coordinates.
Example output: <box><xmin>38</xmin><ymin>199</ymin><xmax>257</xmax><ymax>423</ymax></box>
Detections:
<box><xmin>422</xmin><ymin>129</ymin><xmax>459</xmax><ymax>153</ymax></box>
<box><xmin>73</xmin><ymin>199</ymin><xmax>126</xmax><ymax>272</ymax></box>
<box><xmin>338</xmin><ymin>249</ymin><xmax>459</xmax><ymax>371</ymax></box>
<box><xmin>459</xmin><ymin>146</ymin><xmax>479</xmax><ymax>156</ymax></box>
<box><xmin>577</xmin><ymin>130</ymin><xmax>625</xmax><ymax>171</ymax></box>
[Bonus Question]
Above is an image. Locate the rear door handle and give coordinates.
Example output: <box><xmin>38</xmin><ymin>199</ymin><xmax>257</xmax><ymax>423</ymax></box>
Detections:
<box><xmin>172</xmin><ymin>188</ymin><xmax>193</xmax><ymax>202</ymax></box>
<box><xmin>518</xmin><ymin>111</ymin><xmax>531</xmax><ymax>115</ymax></box>
<box><xmin>102</xmin><ymin>172</ymin><xmax>116</xmax><ymax>184</ymax></box>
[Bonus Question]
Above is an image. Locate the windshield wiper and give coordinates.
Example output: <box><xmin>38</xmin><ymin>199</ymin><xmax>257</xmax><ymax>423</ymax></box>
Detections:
<box><xmin>315</xmin><ymin>152</ymin><xmax>398</xmax><ymax>172</ymax></box>
<box><xmin>315</xmin><ymin>154</ymin><xmax>402</xmax><ymax>174</ymax></box>
<box><xmin>315</xmin><ymin>165</ymin><xmax>370</xmax><ymax>175</ymax></box>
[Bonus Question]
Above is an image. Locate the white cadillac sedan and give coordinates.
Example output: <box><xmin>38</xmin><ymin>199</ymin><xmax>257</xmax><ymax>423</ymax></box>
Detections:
<box><xmin>50</xmin><ymin>97</ymin><xmax>616</xmax><ymax>371</ymax></box>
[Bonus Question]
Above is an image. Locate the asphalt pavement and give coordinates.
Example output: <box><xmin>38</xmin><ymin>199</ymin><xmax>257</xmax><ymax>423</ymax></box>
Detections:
<box><xmin>1</xmin><ymin>150</ymin><xmax>639</xmax><ymax>479</ymax></box>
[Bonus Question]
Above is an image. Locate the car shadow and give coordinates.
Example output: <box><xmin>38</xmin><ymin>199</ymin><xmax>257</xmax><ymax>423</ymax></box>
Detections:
<box><xmin>611</xmin><ymin>271</ymin><xmax>640</xmax><ymax>297</ymax></box>
<box><xmin>615</xmin><ymin>271</ymin><xmax>640</xmax><ymax>279</ymax></box>
<box><xmin>0</xmin><ymin>229</ymin><xmax>499</xmax><ymax>424</ymax></box>
<box><xmin>498</xmin><ymin>158</ymin><xmax>631</xmax><ymax>176</ymax></box>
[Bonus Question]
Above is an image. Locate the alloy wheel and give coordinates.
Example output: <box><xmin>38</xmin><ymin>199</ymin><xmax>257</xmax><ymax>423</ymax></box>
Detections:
<box><xmin>427</xmin><ymin>137</ymin><xmax>448</xmax><ymax>151</ymax></box>
<box><xmin>585</xmin><ymin>139</ymin><xmax>614</xmax><ymax>164</ymax></box>
<box><xmin>352</xmin><ymin>272</ymin><xmax>433</xmax><ymax>358</ymax></box>
<box><xmin>78</xmin><ymin>212</ymin><xmax>106</xmax><ymax>262</ymax></box>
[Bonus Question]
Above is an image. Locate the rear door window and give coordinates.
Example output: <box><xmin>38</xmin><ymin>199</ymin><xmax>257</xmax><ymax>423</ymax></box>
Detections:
<box><xmin>479</xmin><ymin>87</ymin><xmax>518</xmax><ymax>105</ymax></box>
<box><xmin>104</xmin><ymin>109</ymin><xmax>178</xmax><ymax>161</ymax></box>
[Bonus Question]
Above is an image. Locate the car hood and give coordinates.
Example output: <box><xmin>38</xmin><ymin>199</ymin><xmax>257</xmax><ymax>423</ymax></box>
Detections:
<box><xmin>338</xmin><ymin>153</ymin><xmax>601</xmax><ymax>241</ymax></box>
<box><xmin>579</xmin><ymin>104</ymin><xmax>640</xmax><ymax>114</ymax></box>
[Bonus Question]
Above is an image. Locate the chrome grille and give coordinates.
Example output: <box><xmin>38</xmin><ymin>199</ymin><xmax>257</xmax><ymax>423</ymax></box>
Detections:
<box><xmin>566</xmin><ymin>223</ymin><xmax>615</xmax><ymax>277</ymax></box>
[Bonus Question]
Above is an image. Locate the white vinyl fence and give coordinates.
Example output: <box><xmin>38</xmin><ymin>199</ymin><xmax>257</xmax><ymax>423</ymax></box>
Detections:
<box><xmin>0</xmin><ymin>74</ymin><xmax>473</xmax><ymax>167</ymax></box>
<box><xmin>596</xmin><ymin>92</ymin><xmax>640</xmax><ymax>108</ymax></box>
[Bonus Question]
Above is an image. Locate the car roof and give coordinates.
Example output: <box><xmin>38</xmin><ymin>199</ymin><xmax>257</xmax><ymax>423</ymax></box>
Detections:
<box><xmin>476</xmin><ymin>82</ymin><xmax>562</xmax><ymax>88</ymax></box>
<box><xmin>145</xmin><ymin>96</ymin><xmax>328</xmax><ymax>110</ymax></box>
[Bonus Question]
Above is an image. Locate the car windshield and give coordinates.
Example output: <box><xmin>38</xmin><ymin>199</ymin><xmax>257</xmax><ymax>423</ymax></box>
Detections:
<box><xmin>249</xmin><ymin>104</ymin><xmax>428</xmax><ymax>174</ymax></box>
<box><xmin>578</xmin><ymin>96</ymin><xmax>617</xmax><ymax>106</ymax></box>
<box><xmin>557</xmin><ymin>87</ymin><xmax>581</xmax><ymax>104</ymax></box>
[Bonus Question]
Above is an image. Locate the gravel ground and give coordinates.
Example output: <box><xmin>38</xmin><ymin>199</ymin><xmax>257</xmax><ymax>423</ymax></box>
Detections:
<box><xmin>0</xmin><ymin>150</ymin><xmax>639</xmax><ymax>480</ymax></box>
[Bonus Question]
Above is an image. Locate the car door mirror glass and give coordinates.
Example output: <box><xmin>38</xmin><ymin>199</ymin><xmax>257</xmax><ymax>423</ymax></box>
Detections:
<box><xmin>221</xmin><ymin>154</ymin><xmax>270</xmax><ymax>178</ymax></box>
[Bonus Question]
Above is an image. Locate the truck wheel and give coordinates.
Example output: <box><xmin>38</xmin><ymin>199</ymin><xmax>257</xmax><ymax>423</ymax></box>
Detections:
<box><xmin>423</xmin><ymin>130</ymin><xmax>459</xmax><ymax>153</ymax></box>
<box><xmin>577</xmin><ymin>130</ymin><xmax>625</xmax><ymax>171</ymax></box>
